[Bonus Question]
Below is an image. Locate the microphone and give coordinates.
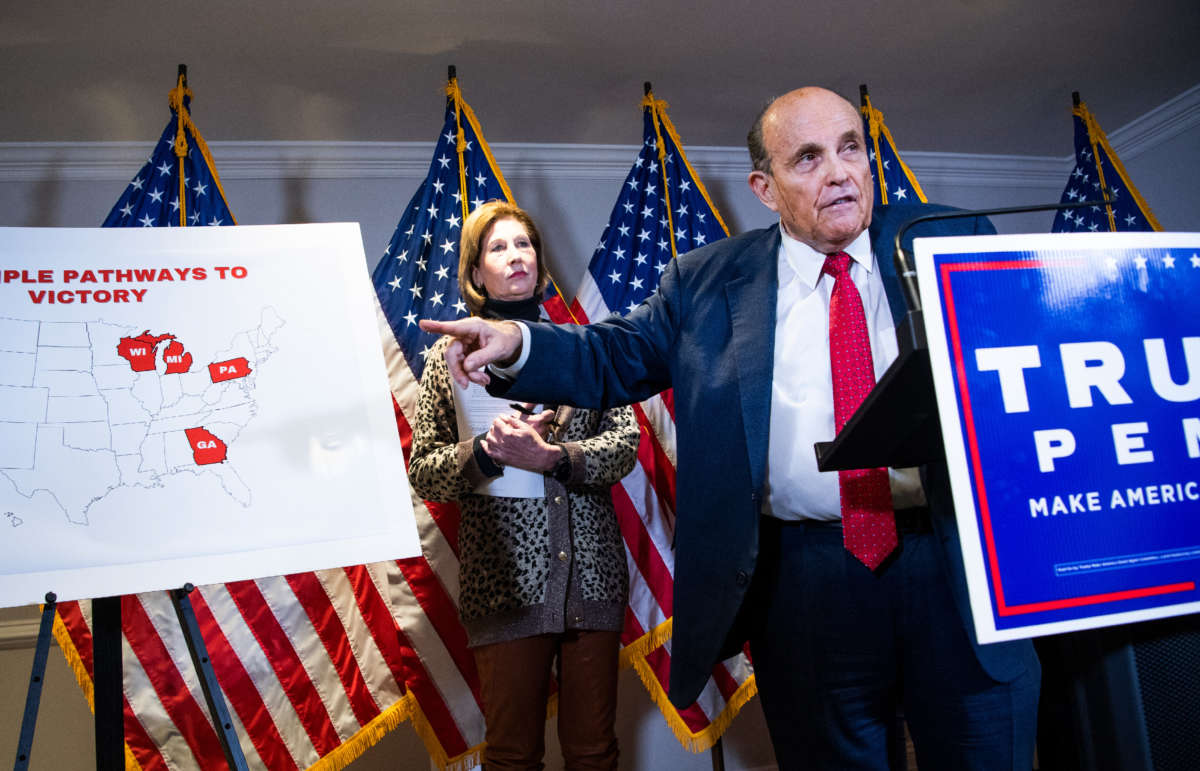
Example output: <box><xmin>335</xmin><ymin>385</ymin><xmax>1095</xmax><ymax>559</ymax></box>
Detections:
<box><xmin>816</xmin><ymin>193</ymin><xmax>1118</xmax><ymax>471</ymax></box>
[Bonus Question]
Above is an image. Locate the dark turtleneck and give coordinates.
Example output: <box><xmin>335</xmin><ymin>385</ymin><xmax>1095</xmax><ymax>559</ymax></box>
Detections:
<box><xmin>480</xmin><ymin>294</ymin><xmax>541</xmax><ymax>323</ymax></box>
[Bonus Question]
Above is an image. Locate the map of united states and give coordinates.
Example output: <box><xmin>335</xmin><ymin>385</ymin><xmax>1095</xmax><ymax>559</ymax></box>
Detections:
<box><xmin>0</xmin><ymin>308</ymin><xmax>283</xmax><ymax>525</ymax></box>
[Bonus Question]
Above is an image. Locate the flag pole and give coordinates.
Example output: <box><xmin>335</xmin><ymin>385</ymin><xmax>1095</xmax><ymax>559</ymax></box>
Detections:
<box><xmin>1072</xmin><ymin>90</ymin><xmax>1117</xmax><ymax>230</ymax></box>
<box><xmin>644</xmin><ymin>82</ymin><xmax>724</xmax><ymax>771</ymax></box>
<box><xmin>1058</xmin><ymin>89</ymin><xmax>1161</xmax><ymax>232</ymax></box>
<box><xmin>857</xmin><ymin>83</ymin><xmax>927</xmax><ymax>205</ymax></box>
<box><xmin>173</xmin><ymin>65</ymin><xmax>189</xmax><ymax>227</ymax></box>
<box><xmin>447</xmin><ymin>65</ymin><xmax>472</xmax><ymax>223</ymax></box>
<box><xmin>859</xmin><ymin>83</ymin><xmax>888</xmax><ymax>204</ymax></box>
<box><xmin>642</xmin><ymin>83</ymin><xmax>680</xmax><ymax>260</ymax></box>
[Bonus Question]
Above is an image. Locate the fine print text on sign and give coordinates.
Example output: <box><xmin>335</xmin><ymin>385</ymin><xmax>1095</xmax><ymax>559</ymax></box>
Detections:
<box><xmin>916</xmin><ymin>232</ymin><xmax>1200</xmax><ymax>643</ymax></box>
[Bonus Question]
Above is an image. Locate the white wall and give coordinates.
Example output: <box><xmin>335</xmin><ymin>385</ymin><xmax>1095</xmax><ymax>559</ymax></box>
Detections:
<box><xmin>0</xmin><ymin>84</ymin><xmax>1196</xmax><ymax>770</ymax></box>
<box><xmin>4</xmin><ymin>82</ymin><xmax>1196</xmax><ymax>294</ymax></box>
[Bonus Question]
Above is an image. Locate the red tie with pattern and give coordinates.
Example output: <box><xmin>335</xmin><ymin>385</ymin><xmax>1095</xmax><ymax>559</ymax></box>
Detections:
<box><xmin>822</xmin><ymin>251</ymin><xmax>898</xmax><ymax>570</ymax></box>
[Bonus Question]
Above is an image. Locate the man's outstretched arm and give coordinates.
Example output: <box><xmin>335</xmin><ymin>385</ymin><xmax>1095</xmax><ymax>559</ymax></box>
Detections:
<box><xmin>418</xmin><ymin>317</ymin><xmax>525</xmax><ymax>388</ymax></box>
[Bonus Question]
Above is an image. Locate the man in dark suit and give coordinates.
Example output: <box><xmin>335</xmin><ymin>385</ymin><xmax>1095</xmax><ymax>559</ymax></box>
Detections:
<box><xmin>422</xmin><ymin>87</ymin><xmax>1039</xmax><ymax>770</ymax></box>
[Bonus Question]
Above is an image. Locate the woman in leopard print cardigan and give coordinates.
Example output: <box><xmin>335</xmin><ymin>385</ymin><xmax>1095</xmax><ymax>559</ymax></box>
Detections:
<box><xmin>408</xmin><ymin>201</ymin><xmax>638</xmax><ymax>769</ymax></box>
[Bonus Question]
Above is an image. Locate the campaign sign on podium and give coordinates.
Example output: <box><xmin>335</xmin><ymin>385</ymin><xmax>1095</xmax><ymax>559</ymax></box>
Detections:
<box><xmin>0</xmin><ymin>224</ymin><xmax>417</xmax><ymax>607</ymax></box>
<box><xmin>916</xmin><ymin>232</ymin><xmax>1200</xmax><ymax>643</ymax></box>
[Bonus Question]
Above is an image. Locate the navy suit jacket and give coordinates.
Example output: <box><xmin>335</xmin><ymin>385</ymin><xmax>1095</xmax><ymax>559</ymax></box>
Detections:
<box><xmin>501</xmin><ymin>203</ymin><xmax>1033</xmax><ymax>707</ymax></box>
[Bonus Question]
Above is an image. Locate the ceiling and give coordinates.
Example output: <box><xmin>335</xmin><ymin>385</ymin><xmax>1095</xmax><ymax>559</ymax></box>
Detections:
<box><xmin>3</xmin><ymin>0</ymin><xmax>1198</xmax><ymax>156</ymax></box>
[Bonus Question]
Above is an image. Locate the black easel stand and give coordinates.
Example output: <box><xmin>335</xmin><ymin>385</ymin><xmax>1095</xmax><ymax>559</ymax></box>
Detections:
<box><xmin>170</xmin><ymin>584</ymin><xmax>249</xmax><ymax>771</ymax></box>
<box><xmin>13</xmin><ymin>593</ymin><xmax>56</xmax><ymax>771</ymax></box>
<box><xmin>12</xmin><ymin>587</ymin><xmax>248</xmax><ymax>771</ymax></box>
<box><xmin>92</xmin><ymin>595</ymin><xmax>124</xmax><ymax>771</ymax></box>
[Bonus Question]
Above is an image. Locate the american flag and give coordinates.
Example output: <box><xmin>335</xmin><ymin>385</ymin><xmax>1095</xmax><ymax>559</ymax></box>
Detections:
<box><xmin>860</xmin><ymin>88</ymin><xmax>927</xmax><ymax>205</ymax></box>
<box><xmin>548</xmin><ymin>89</ymin><xmax>757</xmax><ymax>751</ymax></box>
<box><xmin>102</xmin><ymin>74</ymin><xmax>236</xmax><ymax>228</ymax></box>
<box><xmin>369</xmin><ymin>75</ymin><xmax>515</xmax><ymax>768</ymax></box>
<box><xmin>54</xmin><ymin>72</ymin><xmax>414</xmax><ymax>771</ymax></box>
<box><xmin>1052</xmin><ymin>97</ymin><xmax>1162</xmax><ymax>233</ymax></box>
<box><xmin>374</xmin><ymin>82</ymin><xmax>513</xmax><ymax>383</ymax></box>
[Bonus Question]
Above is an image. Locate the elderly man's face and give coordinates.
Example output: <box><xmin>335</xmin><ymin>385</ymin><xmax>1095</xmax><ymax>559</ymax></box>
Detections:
<box><xmin>748</xmin><ymin>89</ymin><xmax>874</xmax><ymax>253</ymax></box>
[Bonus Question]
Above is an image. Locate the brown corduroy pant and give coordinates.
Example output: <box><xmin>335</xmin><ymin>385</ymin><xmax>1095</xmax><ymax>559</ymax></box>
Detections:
<box><xmin>472</xmin><ymin>630</ymin><xmax>621</xmax><ymax>771</ymax></box>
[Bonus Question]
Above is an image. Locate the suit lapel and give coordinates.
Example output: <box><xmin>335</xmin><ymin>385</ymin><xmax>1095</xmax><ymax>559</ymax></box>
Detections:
<box><xmin>869</xmin><ymin>205</ymin><xmax>908</xmax><ymax>327</ymax></box>
<box><xmin>725</xmin><ymin>226</ymin><xmax>780</xmax><ymax>493</ymax></box>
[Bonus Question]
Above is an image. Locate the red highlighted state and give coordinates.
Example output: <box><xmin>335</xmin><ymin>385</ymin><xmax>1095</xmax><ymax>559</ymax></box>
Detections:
<box><xmin>184</xmin><ymin>427</ymin><xmax>227</xmax><ymax>465</ymax></box>
<box><xmin>162</xmin><ymin>340</ymin><xmax>193</xmax><ymax>374</ymax></box>
<box><xmin>116</xmin><ymin>331</ymin><xmax>174</xmax><ymax>372</ymax></box>
<box><xmin>208</xmin><ymin>357</ymin><xmax>252</xmax><ymax>383</ymax></box>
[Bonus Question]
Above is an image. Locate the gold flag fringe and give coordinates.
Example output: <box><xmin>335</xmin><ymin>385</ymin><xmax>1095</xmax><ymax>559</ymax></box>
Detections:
<box><xmin>51</xmin><ymin>608</ymin><xmax>144</xmax><ymax>770</ymax></box>
<box><xmin>618</xmin><ymin>619</ymin><xmax>759</xmax><ymax>753</ymax></box>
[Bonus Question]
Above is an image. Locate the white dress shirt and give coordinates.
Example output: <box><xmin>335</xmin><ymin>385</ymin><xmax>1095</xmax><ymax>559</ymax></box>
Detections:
<box><xmin>494</xmin><ymin>225</ymin><xmax>925</xmax><ymax>521</ymax></box>
<box><xmin>764</xmin><ymin>227</ymin><xmax>924</xmax><ymax>521</ymax></box>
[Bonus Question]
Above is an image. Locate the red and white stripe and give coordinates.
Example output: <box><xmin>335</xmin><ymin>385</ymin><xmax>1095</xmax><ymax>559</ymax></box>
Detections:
<box><xmin>49</xmin><ymin>276</ymin><xmax>753</xmax><ymax>771</ymax></box>
<box><xmin>49</xmin><ymin>199</ymin><xmax>750</xmax><ymax>771</ymax></box>
<box><xmin>374</xmin><ymin>301</ymin><xmax>488</xmax><ymax>768</ymax></box>
<box><xmin>52</xmin><ymin>300</ymin><xmax>492</xmax><ymax>771</ymax></box>
<box><xmin>53</xmin><ymin>556</ymin><xmax>416</xmax><ymax>771</ymax></box>
<box><xmin>548</xmin><ymin>271</ymin><xmax>756</xmax><ymax>750</ymax></box>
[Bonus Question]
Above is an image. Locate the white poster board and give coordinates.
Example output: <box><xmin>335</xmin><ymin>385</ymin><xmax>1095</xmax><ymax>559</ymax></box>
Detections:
<box><xmin>0</xmin><ymin>224</ymin><xmax>417</xmax><ymax>607</ymax></box>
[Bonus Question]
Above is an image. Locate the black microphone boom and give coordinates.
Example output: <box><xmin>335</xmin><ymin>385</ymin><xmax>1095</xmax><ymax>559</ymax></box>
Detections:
<box><xmin>893</xmin><ymin>193</ymin><xmax>1115</xmax><ymax>313</ymax></box>
<box><xmin>816</xmin><ymin>191</ymin><xmax>1115</xmax><ymax>472</ymax></box>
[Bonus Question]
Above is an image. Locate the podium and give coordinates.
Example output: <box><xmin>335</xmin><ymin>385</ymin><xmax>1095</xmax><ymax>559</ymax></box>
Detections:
<box><xmin>812</xmin><ymin>206</ymin><xmax>1200</xmax><ymax>771</ymax></box>
<box><xmin>814</xmin><ymin>310</ymin><xmax>941</xmax><ymax>472</ymax></box>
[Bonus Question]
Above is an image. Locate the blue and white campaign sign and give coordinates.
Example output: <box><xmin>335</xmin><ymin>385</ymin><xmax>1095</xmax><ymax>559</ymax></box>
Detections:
<box><xmin>916</xmin><ymin>232</ymin><xmax>1200</xmax><ymax>643</ymax></box>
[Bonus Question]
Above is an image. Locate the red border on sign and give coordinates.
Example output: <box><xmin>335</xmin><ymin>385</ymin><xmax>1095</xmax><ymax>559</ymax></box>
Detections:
<box><xmin>937</xmin><ymin>258</ymin><xmax>1195</xmax><ymax>617</ymax></box>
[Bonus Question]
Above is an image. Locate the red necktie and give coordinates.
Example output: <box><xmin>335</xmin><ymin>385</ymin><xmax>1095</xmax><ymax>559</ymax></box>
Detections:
<box><xmin>823</xmin><ymin>251</ymin><xmax>897</xmax><ymax>570</ymax></box>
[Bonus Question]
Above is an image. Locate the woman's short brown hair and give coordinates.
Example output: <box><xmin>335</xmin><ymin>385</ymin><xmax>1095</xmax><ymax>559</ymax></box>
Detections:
<box><xmin>457</xmin><ymin>201</ymin><xmax>549</xmax><ymax>315</ymax></box>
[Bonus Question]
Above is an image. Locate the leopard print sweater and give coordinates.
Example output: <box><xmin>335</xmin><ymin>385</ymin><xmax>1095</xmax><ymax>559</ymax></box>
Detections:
<box><xmin>409</xmin><ymin>336</ymin><xmax>639</xmax><ymax>647</ymax></box>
